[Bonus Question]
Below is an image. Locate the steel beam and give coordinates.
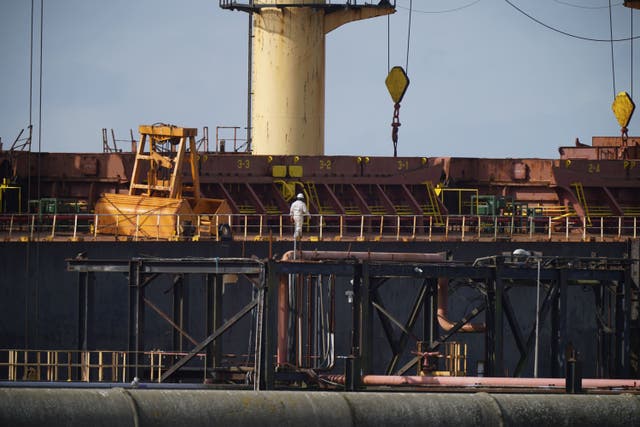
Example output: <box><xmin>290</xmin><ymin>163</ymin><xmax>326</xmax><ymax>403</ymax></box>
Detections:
<box><xmin>513</xmin><ymin>283</ymin><xmax>557</xmax><ymax>377</ymax></box>
<box><xmin>502</xmin><ymin>291</ymin><xmax>526</xmax><ymax>358</ymax></box>
<box><xmin>395</xmin><ymin>302</ymin><xmax>486</xmax><ymax>376</ymax></box>
<box><xmin>77</xmin><ymin>272</ymin><xmax>94</xmax><ymax>352</ymax></box>
<box><xmin>385</xmin><ymin>281</ymin><xmax>427</xmax><ymax>375</ymax></box>
<box><xmin>144</xmin><ymin>297</ymin><xmax>197</xmax><ymax>346</ymax></box>
<box><xmin>360</xmin><ymin>265</ymin><xmax>373</xmax><ymax>375</ymax></box>
<box><xmin>551</xmin><ymin>270</ymin><xmax>568</xmax><ymax>378</ymax></box>
<box><xmin>172</xmin><ymin>275</ymin><xmax>186</xmax><ymax>353</ymax></box>
<box><xmin>346</xmin><ymin>265</ymin><xmax>362</xmax><ymax>391</ymax></box>
<box><xmin>205</xmin><ymin>274</ymin><xmax>223</xmax><ymax>374</ymax></box>
<box><xmin>485</xmin><ymin>270</ymin><xmax>502</xmax><ymax>377</ymax></box>
<box><xmin>68</xmin><ymin>257</ymin><xmax>263</xmax><ymax>275</ymax></box>
<box><xmin>617</xmin><ymin>269</ymin><xmax>632</xmax><ymax>377</ymax></box>
<box><xmin>425</xmin><ymin>279</ymin><xmax>438</xmax><ymax>346</ymax></box>
<box><xmin>127</xmin><ymin>260</ymin><xmax>145</xmax><ymax>380</ymax></box>
<box><xmin>257</xmin><ymin>261</ymin><xmax>278</xmax><ymax>390</ymax></box>
<box><xmin>160</xmin><ymin>298</ymin><xmax>259</xmax><ymax>382</ymax></box>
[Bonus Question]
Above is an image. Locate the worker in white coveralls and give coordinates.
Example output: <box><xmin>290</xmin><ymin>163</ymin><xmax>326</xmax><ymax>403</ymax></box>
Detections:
<box><xmin>290</xmin><ymin>193</ymin><xmax>309</xmax><ymax>240</ymax></box>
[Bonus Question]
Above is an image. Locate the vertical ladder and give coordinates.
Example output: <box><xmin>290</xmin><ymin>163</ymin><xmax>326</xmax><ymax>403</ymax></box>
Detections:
<box><xmin>424</xmin><ymin>182</ymin><xmax>444</xmax><ymax>225</ymax></box>
<box><xmin>571</xmin><ymin>182</ymin><xmax>592</xmax><ymax>226</ymax></box>
<box><xmin>305</xmin><ymin>182</ymin><xmax>321</xmax><ymax>214</ymax></box>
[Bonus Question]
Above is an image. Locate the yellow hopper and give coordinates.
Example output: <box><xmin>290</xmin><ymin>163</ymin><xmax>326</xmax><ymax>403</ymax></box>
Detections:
<box><xmin>94</xmin><ymin>125</ymin><xmax>232</xmax><ymax>239</ymax></box>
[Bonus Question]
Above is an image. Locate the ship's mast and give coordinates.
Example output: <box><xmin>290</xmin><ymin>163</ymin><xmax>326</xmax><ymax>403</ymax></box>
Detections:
<box><xmin>220</xmin><ymin>1</ymin><xmax>395</xmax><ymax>156</ymax></box>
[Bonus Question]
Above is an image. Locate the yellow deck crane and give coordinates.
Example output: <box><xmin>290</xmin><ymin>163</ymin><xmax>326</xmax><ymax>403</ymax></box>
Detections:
<box><xmin>94</xmin><ymin>124</ymin><xmax>231</xmax><ymax>239</ymax></box>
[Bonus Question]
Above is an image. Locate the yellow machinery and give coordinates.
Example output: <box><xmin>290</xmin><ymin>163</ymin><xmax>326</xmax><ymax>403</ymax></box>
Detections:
<box><xmin>0</xmin><ymin>178</ymin><xmax>21</xmax><ymax>213</ymax></box>
<box><xmin>94</xmin><ymin>125</ymin><xmax>231</xmax><ymax>239</ymax></box>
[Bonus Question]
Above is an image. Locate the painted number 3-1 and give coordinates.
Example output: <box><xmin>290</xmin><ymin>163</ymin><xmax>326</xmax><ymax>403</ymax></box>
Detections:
<box><xmin>397</xmin><ymin>160</ymin><xmax>409</xmax><ymax>171</ymax></box>
<box><xmin>588</xmin><ymin>163</ymin><xmax>600</xmax><ymax>174</ymax></box>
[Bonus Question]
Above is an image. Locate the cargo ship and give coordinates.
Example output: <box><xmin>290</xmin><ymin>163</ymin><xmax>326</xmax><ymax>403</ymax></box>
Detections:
<box><xmin>1</xmin><ymin>2</ymin><xmax>639</xmax><ymax>425</ymax></box>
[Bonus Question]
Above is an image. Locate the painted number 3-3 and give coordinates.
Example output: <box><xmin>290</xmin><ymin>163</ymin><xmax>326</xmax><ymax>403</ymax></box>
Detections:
<box><xmin>237</xmin><ymin>159</ymin><xmax>250</xmax><ymax>169</ymax></box>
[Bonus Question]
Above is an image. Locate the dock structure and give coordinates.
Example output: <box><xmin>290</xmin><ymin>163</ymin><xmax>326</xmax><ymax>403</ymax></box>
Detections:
<box><xmin>53</xmin><ymin>252</ymin><xmax>636</xmax><ymax>390</ymax></box>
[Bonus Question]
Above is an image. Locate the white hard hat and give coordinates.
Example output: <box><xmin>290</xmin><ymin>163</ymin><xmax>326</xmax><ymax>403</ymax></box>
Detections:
<box><xmin>296</xmin><ymin>193</ymin><xmax>304</xmax><ymax>200</ymax></box>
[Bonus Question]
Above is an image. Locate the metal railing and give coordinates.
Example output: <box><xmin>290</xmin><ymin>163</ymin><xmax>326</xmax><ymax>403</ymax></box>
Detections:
<box><xmin>0</xmin><ymin>349</ymin><xmax>216</xmax><ymax>383</ymax></box>
<box><xmin>0</xmin><ymin>212</ymin><xmax>638</xmax><ymax>242</ymax></box>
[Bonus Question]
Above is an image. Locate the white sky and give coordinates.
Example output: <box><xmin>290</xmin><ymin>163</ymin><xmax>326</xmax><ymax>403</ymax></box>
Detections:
<box><xmin>0</xmin><ymin>0</ymin><xmax>638</xmax><ymax>158</ymax></box>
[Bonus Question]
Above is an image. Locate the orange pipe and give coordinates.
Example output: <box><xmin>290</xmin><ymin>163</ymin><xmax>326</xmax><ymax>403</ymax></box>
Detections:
<box><xmin>321</xmin><ymin>375</ymin><xmax>640</xmax><ymax>390</ymax></box>
<box><xmin>437</xmin><ymin>277</ymin><xmax>485</xmax><ymax>333</ymax></box>
<box><xmin>277</xmin><ymin>274</ymin><xmax>289</xmax><ymax>366</ymax></box>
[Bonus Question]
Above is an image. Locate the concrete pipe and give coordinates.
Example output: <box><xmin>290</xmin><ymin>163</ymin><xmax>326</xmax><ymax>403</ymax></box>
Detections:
<box><xmin>2</xmin><ymin>388</ymin><xmax>640</xmax><ymax>427</ymax></box>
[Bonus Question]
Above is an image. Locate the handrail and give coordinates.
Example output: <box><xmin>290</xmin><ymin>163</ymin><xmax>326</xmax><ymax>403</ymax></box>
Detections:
<box><xmin>0</xmin><ymin>349</ymin><xmax>212</xmax><ymax>383</ymax></box>
<box><xmin>0</xmin><ymin>212</ymin><xmax>638</xmax><ymax>242</ymax></box>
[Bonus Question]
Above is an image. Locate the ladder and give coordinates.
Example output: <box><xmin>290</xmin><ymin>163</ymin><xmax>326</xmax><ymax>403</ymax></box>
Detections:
<box><xmin>424</xmin><ymin>182</ymin><xmax>444</xmax><ymax>225</ymax></box>
<box><xmin>305</xmin><ymin>182</ymin><xmax>322</xmax><ymax>214</ymax></box>
<box><xmin>571</xmin><ymin>182</ymin><xmax>592</xmax><ymax>226</ymax></box>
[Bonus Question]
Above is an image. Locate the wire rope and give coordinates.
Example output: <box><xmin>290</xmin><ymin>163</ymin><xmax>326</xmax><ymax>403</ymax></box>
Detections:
<box><xmin>609</xmin><ymin>0</ymin><xmax>617</xmax><ymax>96</ymax></box>
<box><xmin>552</xmin><ymin>0</ymin><xmax>623</xmax><ymax>9</ymax></box>
<box><xmin>397</xmin><ymin>0</ymin><xmax>482</xmax><ymax>14</ymax></box>
<box><xmin>504</xmin><ymin>0</ymin><xmax>640</xmax><ymax>42</ymax></box>
<box><xmin>387</xmin><ymin>14</ymin><xmax>391</xmax><ymax>73</ymax></box>
<box><xmin>405</xmin><ymin>0</ymin><xmax>413</xmax><ymax>73</ymax></box>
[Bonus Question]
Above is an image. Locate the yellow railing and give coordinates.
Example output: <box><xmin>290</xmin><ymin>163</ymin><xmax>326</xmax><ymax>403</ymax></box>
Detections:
<box><xmin>0</xmin><ymin>212</ymin><xmax>639</xmax><ymax>243</ymax></box>
<box><xmin>0</xmin><ymin>349</ymin><xmax>211</xmax><ymax>383</ymax></box>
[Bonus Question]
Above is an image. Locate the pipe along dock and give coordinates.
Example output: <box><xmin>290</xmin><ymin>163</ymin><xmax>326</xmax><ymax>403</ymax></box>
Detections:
<box><xmin>2</xmin><ymin>388</ymin><xmax>640</xmax><ymax>427</ymax></box>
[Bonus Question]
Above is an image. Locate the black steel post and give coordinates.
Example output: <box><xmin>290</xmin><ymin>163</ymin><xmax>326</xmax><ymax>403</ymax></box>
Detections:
<box><xmin>135</xmin><ymin>266</ymin><xmax>145</xmax><ymax>380</ymax></box>
<box><xmin>593</xmin><ymin>284</ymin><xmax>605</xmax><ymax>378</ymax></box>
<box><xmin>494</xmin><ymin>269</ymin><xmax>504</xmax><ymax>376</ymax></box>
<box><xmin>426</xmin><ymin>278</ymin><xmax>438</xmax><ymax>345</ymax></box>
<box><xmin>77</xmin><ymin>271</ymin><xmax>93</xmax><ymax>381</ymax></box>
<box><xmin>77</xmin><ymin>272</ymin><xmax>94</xmax><ymax>352</ymax></box>
<box><xmin>360</xmin><ymin>263</ymin><xmax>372</xmax><ymax>375</ymax></box>
<box><xmin>127</xmin><ymin>260</ymin><xmax>144</xmax><ymax>380</ymax></box>
<box><xmin>127</xmin><ymin>262</ymin><xmax>135</xmax><ymax>377</ymax></box>
<box><xmin>565</xmin><ymin>355</ymin><xmax>583</xmax><ymax>394</ymax></box>
<box><xmin>172</xmin><ymin>275</ymin><xmax>184</xmax><ymax>353</ymax></box>
<box><xmin>257</xmin><ymin>263</ymin><xmax>276</xmax><ymax>390</ymax></box>
<box><xmin>616</xmin><ymin>269</ymin><xmax>632</xmax><ymax>377</ymax></box>
<box><xmin>253</xmin><ymin>283</ymin><xmax>266</xmax><ymax>390</ymax></box>
<box><xmin>485</xmin><ymin>275</ymin><xmax>496</xmax><ymax>376</ymax></box>
<box><xmin>346</xmin><ymin>264</ymin><xmax>362</xmax><ymax>390</ymax></box>
<box><xmin>205</xmin><ymin>274</ymin><xmax>223</xmax><ymax>376</ymax></box>
<box><xmin>551</xmin><ymin>269</ymin><xmax>568</xmax><ymax>378</ymax></box>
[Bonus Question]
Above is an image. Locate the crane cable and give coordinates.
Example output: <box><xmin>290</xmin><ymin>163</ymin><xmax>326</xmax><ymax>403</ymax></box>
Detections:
<box><xmin>609</xmin><ymin>0</ymin><xmax>617</xmax><ymax>98</ymax></box>
<box><xmin>504</xmin><ymin>0</ymin><xmax>640</xmax><ymax>42</ymax></box>
<box><xmin>405</xmin><ymin>0</ymin><xmax>413</xmax><ymax>73</ymax></box>
<box><xmin>553</xmin><ymin>0</ymin><xmax>622</xmax><ymax>9</ymax></box>
<box><xmin>387</xmin><ymin>14</ymin><xmax>390</xmax><ymax>72</ymax></box>
<box><xmin>397</xmin><ymin>0</ymin><xmax>481</xmax><ymax>14</ymax></box>
<box><xmin>386</xmin><ymin>2</ymin><xmax>414</xmax><ymax>72</ymax></box>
